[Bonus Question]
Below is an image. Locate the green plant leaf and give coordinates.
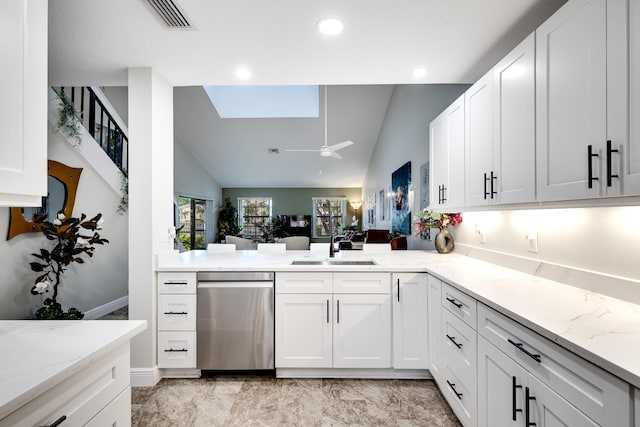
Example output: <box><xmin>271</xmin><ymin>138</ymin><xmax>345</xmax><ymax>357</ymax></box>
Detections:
<box><xmin>29</xmin><ymin>262</ymin><xmax>44</xmax><ymax>272</ymax></box>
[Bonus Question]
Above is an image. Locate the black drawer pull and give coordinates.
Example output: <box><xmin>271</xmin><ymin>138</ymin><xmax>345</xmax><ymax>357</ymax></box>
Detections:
<box><xmin>445</xmin><ymin>297</ymin><xmax>463</xmax><ymax>308</ymax></box>
<box><xmin>446</xmin><ymin>334</ymin><xmax>462</xmax><ymax>349</ymax></box>
<box><xmin>446</xmin><ymin>380</ymin><xmax>463</xmax><ymax>400</ymax></box>
<box><xmin>525</xmin><ymin>386</ymin><xmax>537</xmax><ymax>426</ymax></box>
<box><xmin>42</xmin><ymin>415</ymin><xmax>67</xmax><ymax>427</ymax></box>
<box><xmin>164</xmin><ymin>311</ymin><xmax>188</xmax><ymax>315</ymax></box>
<box><xmin>512</xmin><ymin>376</ymin><xmax>523</xmax><ymax>421</ymax></box>
<box><xmin>164</xmin><ymin>348</ymin><xmax>188</xmax><ymax>352</ymax></box>
<box><xmin>164</xmin><ymin>281</ymin><xmax>188</xmax><ymax>285</ymax></box>
<box><xmin>588</xmin><ymin>144</ymin><xmax>599</xmax><ymax>188</ymax></box>
<box><xmin>606</xmin><ymin>140</ymin><xmax>619</xmax><ymax>187</ymax></box>
<box><xmin>508</xmin><ymin>338</ymin><xmax>541</xmax><ymax>362</ymax></box>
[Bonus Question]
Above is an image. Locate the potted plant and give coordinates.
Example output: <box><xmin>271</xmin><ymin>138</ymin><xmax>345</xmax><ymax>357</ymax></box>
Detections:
<box><xmin>414</xmin><ymin>209</ymin><xmax>462</xmax><ymax>253</ymax></box>
<box><xmin>29</xmin><ymin>212</ymin><xmax>109</xmax><ymax>319</ymax></box>
<box><xmin>217</xmin><ymin>197</ymin><xmax>241</xmax><ymax>242</ymax></box>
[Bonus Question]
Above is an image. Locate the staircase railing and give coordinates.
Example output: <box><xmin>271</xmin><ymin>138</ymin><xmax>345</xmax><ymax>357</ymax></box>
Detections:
<box><xmin>52</xmin><ymin>86</ymin><xmax>128</xmax><ymax>173</ymax></box>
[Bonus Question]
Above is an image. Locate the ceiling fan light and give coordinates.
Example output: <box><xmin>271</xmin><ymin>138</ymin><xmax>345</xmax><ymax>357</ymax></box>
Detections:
<box><xmin>320</xmin><ymin>150</ymin><xmax>332</xmax><ymax>157</ymax></box>
<box><xmin>317</xmin><ymin>18</ymin><xmax>343</xmax><ymax>36</ymax></box>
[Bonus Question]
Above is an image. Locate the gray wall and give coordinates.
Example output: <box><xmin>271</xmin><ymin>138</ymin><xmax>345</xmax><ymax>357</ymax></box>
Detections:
<box><xmin>363</xmin><ymin>84</ymin><xmax>469</xmax><ymax>249</ymax></box>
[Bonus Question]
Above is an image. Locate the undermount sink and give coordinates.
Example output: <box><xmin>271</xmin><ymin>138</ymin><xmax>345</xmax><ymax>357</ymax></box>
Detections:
<box><xmin>291</xmin><ymin>260</ymin><xmax>377</xmax><ymax>266</ymax></box>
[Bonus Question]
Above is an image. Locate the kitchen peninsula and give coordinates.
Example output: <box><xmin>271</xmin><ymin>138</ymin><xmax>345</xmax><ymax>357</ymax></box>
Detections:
<box><xmin>158</xmin><ymin>249</ymin><xmax>640</xmax><ymax>426</ymax></box>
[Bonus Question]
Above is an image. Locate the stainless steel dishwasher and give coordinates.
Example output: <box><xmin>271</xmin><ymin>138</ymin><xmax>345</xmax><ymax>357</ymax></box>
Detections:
<box><xmin>196</xmin><ymin>272</ymin><xmax>274</xmax><ymax>372</ymax></box>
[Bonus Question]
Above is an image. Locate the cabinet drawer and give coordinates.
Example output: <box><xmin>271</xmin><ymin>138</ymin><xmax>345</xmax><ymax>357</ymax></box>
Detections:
<box><xmin>276</xmin><ymin>272</ymin><xmax>332</xmax><ymax>293</ymax></box>
<box><xmin>0</xmin><ymin>344</ymin><xmax>129</xmax><ymax>427</ymax></box>
<box><xmin>158</xmin><ymin>294</ymin><xmax>196</xmax><ymax>330</ymax></box>
<box><xmin>158</xmin><ymin>272</ymin><xmax>196</xmax><ymax>294</ymax></box>
<box><xmin>442</xmin><ymin>361</ymin><xmax>477</xmax><ymax>427</ymax></box>
<box><xmin>441</xmin><ymin>282</ymin><xmax>477</xmax><ymax>329</ymax></box>
<box><xmin>442</xmin><ymin>309</ymin><xmax>477</xmax><ymax>385</ymax></box>
<box><xmin>158</xmin><ymin>331</ymin><xmax>197</xmax><ymax>368</ymax></box>
<box><xmin>334</xmin><ymin>272</ymin><xmax>390</xmax><ymax>294</ymax></box>
<box><xmin>85</xmin><ymin>387</ymin><xmax>131</xmax><ymax>427</ymax></box>
<box><xmin>478</xmin><ymin>303</ymin><xmax>630</xmax><ymax>426</ymax></box>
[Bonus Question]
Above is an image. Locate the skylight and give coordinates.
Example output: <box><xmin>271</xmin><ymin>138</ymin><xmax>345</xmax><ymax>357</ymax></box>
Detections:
<box><xmin>204</xmin><ymin>85</ymin><xmax>319</xmax><ymax>118</ymax></box>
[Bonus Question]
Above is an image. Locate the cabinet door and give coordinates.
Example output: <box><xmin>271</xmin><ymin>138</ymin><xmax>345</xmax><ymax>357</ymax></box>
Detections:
<box><xmin>0</xmin><ymin>0</ymin><xmax>47</xmax><ymax>206</ymax></box>
<box><xmin>465</xmin><ymin>70</ymin><xmax>494</xmax><ymax>206</ymax></box>
<box><xmin>493</xmin><ymin>33</ymin><xmax>536</xmax><ymax>204</ymax></box>
<box><xmin>275</xmin><ymin>294</ymin><xmax>332</xmax><ymax>368</ymax></box>
<box><xmin>427</xmin><ymin>275</ymin><xmax>443</xmax><ymax>382</ymax></box>
<box><xmin>430</xmin><ymin>109</ymin><xmax>448</xmax><ymax>209</ymax></box>
<box><xmin>625</xmin><ymin>0</ymin><xmax>640</xmax><ymax>194</ymax></box>
<box><xmin>536</xmin><ymin>0</ymin><xmax>607</xmax><ymax>201</ymax></box>
<box><xmin>446</xmin><ymin>95</ymin><xmax>466</xmax><ymax>209</ymax></box>
<box><xmin>478</xmin><ymin>336</ymin><xmax>526</xmax><ymax>427</ymax></box>
<box><xmin>392</xmin><ymin>273</ymin><xmax>428</xmax><ymax>369</ymax></box>
<box><xmin>333</xmin><ymin>294</ymin><xmax>391</xmax><ymax>368</ymax></box>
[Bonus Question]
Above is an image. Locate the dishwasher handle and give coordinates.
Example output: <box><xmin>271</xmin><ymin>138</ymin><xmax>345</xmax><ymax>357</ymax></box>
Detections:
<box><xmin>197</xmin><ymin>281</ymin><xmax>273</xmax><ymax>289</ymax></box>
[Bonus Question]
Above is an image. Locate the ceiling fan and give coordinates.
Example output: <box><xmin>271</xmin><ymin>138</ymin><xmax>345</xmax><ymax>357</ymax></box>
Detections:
<box><xmin>285</xmin><ymin>85</ymin><xmax>354</xmax><ymax>159</ymax></box>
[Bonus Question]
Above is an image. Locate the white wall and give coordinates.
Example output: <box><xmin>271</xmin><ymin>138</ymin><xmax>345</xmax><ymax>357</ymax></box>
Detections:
<box><xmin>0</xmin><ymin>123</ymin><xmax>128</xmax><ymax>319</ymax></box>
<box><xmin>455</xmin><ymin>206</ymin><xmax>640</xmax><ymax>282</ymax></box>
<box><xmin>174</xmin><ymin>138</ymin><xmax>222</xmax><ymax>244</ymax></box>
<box><xmin>363</xmin><ymin>84</ymin><xmax>468</xmax><ymax>249</ymax></box>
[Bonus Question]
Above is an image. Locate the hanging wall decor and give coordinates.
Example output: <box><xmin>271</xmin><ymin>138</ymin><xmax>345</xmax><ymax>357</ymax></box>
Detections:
<box><xmin>420</xmin><ymin>162</ymin><xmax>429</xmax><ymax>210</ymax></box>
<box><xmin>391</xmin><ymin>161</ymin><xmax>411</xmax><ymax>235</ymax></box>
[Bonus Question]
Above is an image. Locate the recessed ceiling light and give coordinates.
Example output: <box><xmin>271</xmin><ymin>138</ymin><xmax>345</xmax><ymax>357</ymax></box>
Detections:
<box><xmin>317</xmin><ymin>18</ymin><xmax>343</xmax><ymax>36</ymax></box>
<box><xmin>412</xmin><ymin>67</ymin><xmax>427</xmax><ymax>78</ymax></box>
<box><xmin>235</xmin><ymin>67</ymin><xmax>251</xmax><ymax>80</ymax></box>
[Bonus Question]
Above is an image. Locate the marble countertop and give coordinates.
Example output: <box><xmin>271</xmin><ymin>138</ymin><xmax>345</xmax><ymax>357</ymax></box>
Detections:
<box><xmin>159</xmin><ymin>249</ymin><xmax>640</xmax><ymax>389</ymax></box>
<box><xmin>0</xmin><ymin>320</ymin><xmax>147</xmax><ymax>420</ymax></box>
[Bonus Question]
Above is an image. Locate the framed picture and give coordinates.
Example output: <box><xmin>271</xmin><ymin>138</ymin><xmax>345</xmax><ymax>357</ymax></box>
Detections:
<box><xmin>392</xmin><ymin>161</ymin><xmax>411</xmax><ymax>235</ymax></box>
<box><xmin>420</xmin><ymin>162</ymin><xmax>429</xmax><ymax>210</ymax></box>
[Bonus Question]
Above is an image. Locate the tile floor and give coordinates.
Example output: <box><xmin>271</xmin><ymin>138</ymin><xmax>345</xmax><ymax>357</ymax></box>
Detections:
<box><xmin>131</xmin><ymin>376</ymin><xmax>461</xmax><ymax>427</ymax></box>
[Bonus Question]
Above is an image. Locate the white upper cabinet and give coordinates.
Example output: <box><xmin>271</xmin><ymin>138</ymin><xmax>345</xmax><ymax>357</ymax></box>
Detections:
<box><xmin>492</xmin><ymin>33</ymin><xmax>536</xmax><ymax>204</ymax></box>
<box><xmin>466</xmin><ymin>33</ymin><xmax>536</xmax><ymax>207</ymax></box>
<box><xmin>625</xmin><ymin>0</ymin><xmax>640</xmax><ymax>194</ymax></box>
<box><xmin>430</xmin><ymin>94</ymin><xmax>465</xmax><ymax>210</ymax></box>
<box><xmin>464</xmin><ymin>70</ymin><xmax>494</xmax><ymax>206</ymax></box>
<box><xmin>0</xmin><ymin>0</ymin><xmax>47</xmax><ymax>206</ymax></box>
<box><xmin>536</xmin><ymin>0</ymin><xmax>628</xmax><ymax>200</ymax></box>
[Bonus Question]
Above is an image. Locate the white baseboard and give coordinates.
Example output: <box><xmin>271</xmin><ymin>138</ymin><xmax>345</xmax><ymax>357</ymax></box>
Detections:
<box><xmin>276</xmin><ymin>368</ymin><xmax>431</xmax><ymax>379</ymax></box>
<box><xmin>161</xmin><ymin>368</ymin><xmax>201</xmax><ymax>378</ymax></box>
<box><xmin>131</xmin><ymin>367</ymin><xmax>161</xmax><ymax>387</ymax></box>
<box><xmin>84</xmin><ymin>295</ymin><xmax>128</xmax><ymax>320</ymax></box>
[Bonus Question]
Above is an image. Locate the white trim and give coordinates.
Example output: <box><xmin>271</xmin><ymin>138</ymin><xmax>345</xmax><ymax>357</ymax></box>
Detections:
<box><xmin>84</xmin><ymin>295</ymin><xmax>128</xmax><ymax>319</ymax></box>
<box><xmin>161</xmin><ymin>368</ymin><xmax>201</xmax><ymax>378</ymax></box>
<box><xmin>276</xmin><ymin>368</ymin><xmax>431</xmax><ymax>379</ymax></box>
<box><xmin>130</xmin><ymin>367</ymin><xmax>162</xmax><ymax>387</ymax></box>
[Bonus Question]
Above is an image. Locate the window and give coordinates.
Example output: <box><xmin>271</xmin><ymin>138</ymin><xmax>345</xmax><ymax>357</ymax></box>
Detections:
<box><xmin>177</xmin><ymin>196</ymin><xmax>206</xmax><ymax>250</ymax></box>
<box><xmin>238</xmin><ymin>198</ymin><xmax>272</xmax><ymax>239</ymax></box>
<box><xmin>312</xmin><ymin>197</ymin><xmax>347</xmax><ymax>238</ymax></box>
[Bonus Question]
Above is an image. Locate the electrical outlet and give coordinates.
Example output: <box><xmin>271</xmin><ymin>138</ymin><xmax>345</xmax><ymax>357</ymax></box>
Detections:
<box><xmin>475</xmin><ymin>224</ymin><xmax>486</xmax><ymax>244</ymax></box>
<box><xmin>527</xmin><ymin>230</ymin><xmax>538</xmax><ymax>253</ymax></box>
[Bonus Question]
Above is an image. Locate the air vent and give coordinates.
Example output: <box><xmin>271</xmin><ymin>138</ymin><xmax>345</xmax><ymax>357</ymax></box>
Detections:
<box><xmin>145</xmin><ymin>0</ymin><xmax>191</xmax><ymax>28</ymax></box>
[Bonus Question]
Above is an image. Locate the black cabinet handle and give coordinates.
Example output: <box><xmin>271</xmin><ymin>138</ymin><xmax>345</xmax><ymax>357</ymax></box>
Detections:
<box><xmin>446</xmin><ymin>334</ymin><xmax>462</xmax><ymax>349</ymax></box>
<box><xmin>164</xmin><ymin>281</ymin><xmax>188</xmax><ymax>285</ymax></box>
<box><xmin>588</xmin><ymin>145</ymin><xmax>599</xmax><ymax>188</ymax></box>
<box><xmin>512</xmin><ymin>376</ymin><xmax>523</xmax><ymax>421</ymax></box>
<box><xmin>483</xmin><ymin>172</ymin><xmax>490</xmax><ymax>199</ymax></box>
<box><xmin>508</xmin><ymin>338</ymin><xmax>541</xmax><ymax>362</ymax></box>
<box><xmin>446</xmin><ymin>380</ymin><xmax>463</xmax><ymax>400</ymax></box>
<box><xmin>326</xmin><ymin>299</ymin><xmax>330</xmax><ymax>323</ymax></box>
<box><xmin>606</xmin><ymin>140</ymin><xmax>619</xmax><ymax>187</ymax></box>
<box><xmin>441</xmin><ymin>185</ymin><xmax>447</xmax><ymax>204</ymax></box>
<box><xmin>164</xmin><ymin>311</ymin><xmax>188</xmax><ymax>315</ymax></box>
<box><xmin>164</xmin><ymin>348</ymin><xmax>188</xmax><ymax>352</ymax></box>
<box><xmin>525</xmin><ymin>387</ymin><xmax>537</xmax><ymax>426</ymax></box>
<box><xmin>42</xmin><ymin>415</ymin><xmax>67</xmax><ymax>427</ymax></box>
<box><xmin>490</xmin><ymin>171</ymin><xmax>498</xmax><ymax>198</ymax></box>
<box><xmin>446</xmin><ymin>297</ymin><xmax>463</xmax><ymax>308</ymax></box>
<box><xmin>438</xmin><ymin>185</ymin><xmax>442</xmax><ymax>204</ymax></box>
<box><xmin>397</xmin><ymin>279</ymin><xmax>400</xmax><ymax>302</ymax></box>
<box><xmin>337</xmin><ymin>299</ymin><xmax>340</xmax><ymax>323</ymax></box>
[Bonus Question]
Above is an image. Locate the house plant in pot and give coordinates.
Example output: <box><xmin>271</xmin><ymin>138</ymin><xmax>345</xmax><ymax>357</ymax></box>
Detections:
<box><xmin>414</xmin><ymin>209</ymin><xmax>462</xmax><ymax>254</ymax></box>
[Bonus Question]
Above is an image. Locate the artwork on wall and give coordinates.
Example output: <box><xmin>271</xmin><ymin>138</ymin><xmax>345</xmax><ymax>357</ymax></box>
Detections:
<box><xmin>366</xmin><ymin>193</ymin><xmax>376</xmax><ymax>228</ymax></box>
<box><xmin>378</xmin><ymin>189</ymin><xmax>386</xmax><ymax>221</ymax></box>
<box><xmin>392</xmin><ymin>161</ymin><xmax>411</xmax><ymax>235</ymax></box>
<box><xmin>420</xmin><ymin>162</ymin><xmax>429</xmax><ymax>210</ymax></box>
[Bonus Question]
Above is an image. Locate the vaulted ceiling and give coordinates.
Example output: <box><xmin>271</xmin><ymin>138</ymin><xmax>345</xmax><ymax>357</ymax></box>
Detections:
<box><xmin>48</xmin><ymin>0</ymin><xmax>566</xmax><ymax>187</ymax></box>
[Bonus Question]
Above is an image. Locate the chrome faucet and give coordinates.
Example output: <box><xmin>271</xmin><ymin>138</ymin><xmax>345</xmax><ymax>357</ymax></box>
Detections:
<box><xmin>329</xmin><ymin>212</ymin><xmax>335</xmax><ymax>257</ymax></box>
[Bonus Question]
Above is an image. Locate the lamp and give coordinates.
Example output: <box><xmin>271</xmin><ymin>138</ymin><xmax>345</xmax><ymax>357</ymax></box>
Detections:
<box><xmin>349</xmin><ymin>200</ymin><xmax>363</xmax><ymax>229</ymax></box>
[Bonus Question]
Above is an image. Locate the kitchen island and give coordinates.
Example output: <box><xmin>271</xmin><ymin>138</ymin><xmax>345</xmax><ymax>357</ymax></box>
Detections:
<box><xmin>159</xmin><ymin>249</ymin><xmax>640</xmax><ymax>426</ymax></box>
<box><xmin>0</xmin><ymin>320</ymin><xmax>146</xmax><ymax>426</ymax></box>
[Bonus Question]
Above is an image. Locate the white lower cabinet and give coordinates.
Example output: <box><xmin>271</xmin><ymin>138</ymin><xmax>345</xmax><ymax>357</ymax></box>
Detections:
<box><xmin>478</xmin><ymin>336</ymin><xmax>598</xmax><ymax>427</ymax></box>
<box><xmin>0</xmin><ymin>343</ymin><xmax>132</xmax><ymax>427</ymax></box>
<box><xmin>275</xmin><ymin>272</ymin><xmax>391</xmax><ymax>370</ymax></box>
<box><xmin>392</xmin><ymin>273</ymin><xmax>428</xmax><ymax>369</ymax></box>
<box><xmin>427</xmin><ymin>275</ymin><xmax>443</xmax><ymax>382</ymax></box>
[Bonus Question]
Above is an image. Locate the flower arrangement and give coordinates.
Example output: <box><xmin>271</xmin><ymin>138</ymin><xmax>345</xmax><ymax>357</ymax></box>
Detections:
<box><xmin>29</xmin><ymin>212</ymin><xmax>109</xmax><ymax>319</ymax></box>
<box><xmin>414</xmin><ymin>209</ymin><xmax>463</xmax><ymax>237</ymax></box>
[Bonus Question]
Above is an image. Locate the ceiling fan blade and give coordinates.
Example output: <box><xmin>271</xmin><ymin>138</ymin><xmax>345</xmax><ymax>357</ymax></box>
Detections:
<box><xmin>330</xmin><ymin>151</ymin><xmax>343</xmax><ymax>159</ymax></box>
<box><xmin>327</xmin><ymin>140</ymin><xmax>354</xmax><ymax>151</ymax></box>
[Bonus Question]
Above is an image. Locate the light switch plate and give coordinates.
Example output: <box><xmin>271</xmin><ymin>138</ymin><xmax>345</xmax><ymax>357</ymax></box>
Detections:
<box><xmin>527</xmin><ymin>231</ymin><xmax>538</xmax><ymax>253</ymax></box>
